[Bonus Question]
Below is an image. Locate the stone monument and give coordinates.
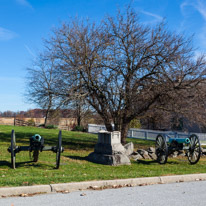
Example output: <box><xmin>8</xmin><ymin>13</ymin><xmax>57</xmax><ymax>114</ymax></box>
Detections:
<box><xmin>87</xmin><ymin>130</ymin><xmax>131</xmax><ymax>166</ymax></box>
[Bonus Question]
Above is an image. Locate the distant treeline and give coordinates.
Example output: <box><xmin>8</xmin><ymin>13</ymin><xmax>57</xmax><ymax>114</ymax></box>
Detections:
<box><xmin>0</xmin><ymin>109</ymin><xmax>76</xmax><ymax>118</ymax></box>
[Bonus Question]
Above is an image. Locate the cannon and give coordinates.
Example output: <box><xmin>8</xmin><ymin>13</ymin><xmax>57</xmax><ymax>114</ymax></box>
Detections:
<box><xmin>8</xmin><ymin>130</ymin><xmax>64</xmax><ymax>169</ymax></box>
<box><xmin>155</xmin><ymin>133</ymin><xmax>201</xmax><ymax>164</ymax></box>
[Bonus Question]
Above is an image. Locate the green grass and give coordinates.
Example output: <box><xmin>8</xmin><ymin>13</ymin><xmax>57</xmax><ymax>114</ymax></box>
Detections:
<box><xmin>0</xmin><ymin>125</ymin><xmax>205</xmax><ymax>187</ymax></box>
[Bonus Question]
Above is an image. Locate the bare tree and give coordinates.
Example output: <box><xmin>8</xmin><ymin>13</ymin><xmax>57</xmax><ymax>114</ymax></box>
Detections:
<box><xmin>38</xmin><ymin>6</ymin><xmax>206</xmax><ymax>143</ymax></box>
<box><xmin>25</xmin><ymin>55</ymin><xmax>60</xmax><ymax>125</ymax></box>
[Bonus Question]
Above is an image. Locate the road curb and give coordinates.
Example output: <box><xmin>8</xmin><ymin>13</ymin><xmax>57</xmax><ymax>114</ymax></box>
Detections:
<box><xmin>0</xmin><ymin>185</ymin><xmax>51</xmax><ymax>197</ymax></box>
<box><xmin>50</xmin><ymin>176</ymin><xmax>161</xmax><ymax>192</ymax></box>
<box><xmin>159</xmin><ymin>173</ymin><xmax>206</xmax><ymax>184</ymax></box>
<box><xmin>1</xmin><ymin>173</ymin><xmax>206</xmax><ymax>198</ymax></box>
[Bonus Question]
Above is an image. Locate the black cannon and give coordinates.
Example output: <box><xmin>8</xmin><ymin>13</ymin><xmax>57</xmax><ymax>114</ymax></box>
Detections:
<box><xmin>8</xmin><ymin>130</ymin><xmax>64</xmax><ymax>169</ymax></box>
<box><xmin>155</xmin><ymin>133</ymin><xmax>201</xmax><ymax>164</ymax></box>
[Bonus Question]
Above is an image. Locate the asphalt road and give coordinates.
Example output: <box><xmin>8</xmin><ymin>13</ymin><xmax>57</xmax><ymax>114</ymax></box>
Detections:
<box><xmin>1</xmin><ymin>181</ymin><xmax>206</xmax><ymax>206</ymax></box>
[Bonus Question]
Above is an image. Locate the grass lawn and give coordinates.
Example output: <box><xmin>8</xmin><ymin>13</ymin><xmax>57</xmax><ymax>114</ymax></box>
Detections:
<box><xmin>0</xmin><ymin>125</ymin><xmax>205</xmax><ymax>187</ymax></box>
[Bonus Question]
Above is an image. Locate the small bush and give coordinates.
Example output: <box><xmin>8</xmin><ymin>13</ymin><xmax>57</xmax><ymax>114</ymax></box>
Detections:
<box><xmin>27</xmin><ymin>119</ymin><xmax>35</xmax><ymax>126</ymax></box>
<box><xmin>72</xmin><ymin>125</ymin><xmax>85</xmax><ymax>132</ymax></box>
<box><xmin>45</xmin><ymin>125</ymin><xmax>57</xmax><ymax>129</ymax></box>
<box><xmin>129</xmin><ymin>119</ymin><xmax>141</xmax><ymax>129</ymax></box>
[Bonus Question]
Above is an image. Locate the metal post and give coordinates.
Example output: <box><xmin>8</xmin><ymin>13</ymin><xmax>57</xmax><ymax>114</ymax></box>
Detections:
<box><xmin>145</xmin><ymin>131</ymin><xmax>148</xmax><ymax>140</ymax></box>
<box><xmin>131</xmin><ymin>130</ymin><xmax>133</xmax><ymax>138</ymax></box>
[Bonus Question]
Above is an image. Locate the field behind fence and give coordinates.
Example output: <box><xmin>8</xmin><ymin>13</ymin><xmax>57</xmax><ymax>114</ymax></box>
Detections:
<box><xmin>0</xmin><ymin>117</ymin><xmax>77</xmax><ymax>130</ymax></box>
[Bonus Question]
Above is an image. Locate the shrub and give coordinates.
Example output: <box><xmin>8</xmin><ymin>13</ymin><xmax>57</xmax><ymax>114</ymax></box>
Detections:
<box><xmin>45</xmin><ymin>125</ymin><xmax>57</xmax><ymax>129</ymax></box>
<box><xmin>129</xmin><ymin>119</ymin><xmax>141</xmax><ymax>129</ymax></box>
<box><xmin>72</xmin><ymin>125</ymin><xmax>85</xmax><ymax>132</ymax></box>
<box><xmin>27</xmin><ymin>119</ymin><xmax>35</xmax><ymax>126</ymax></box>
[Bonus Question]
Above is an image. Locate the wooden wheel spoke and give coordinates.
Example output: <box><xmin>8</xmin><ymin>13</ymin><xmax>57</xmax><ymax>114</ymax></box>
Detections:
<box><xmin>188</xmin><ymin>134</ymin><xmax>201</xmax><ymax>164</ymax></box>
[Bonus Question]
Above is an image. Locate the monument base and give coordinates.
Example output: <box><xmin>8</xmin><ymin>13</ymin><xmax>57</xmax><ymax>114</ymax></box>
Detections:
<box><xmin>87</xmin><ymin>131</ymin><xmax>131</xmax><ymax>166</ymax></box>
<box><xmin>87</xmin><ymin>152</ymin><xmax>131</xmax><ymax>166</ymax></box>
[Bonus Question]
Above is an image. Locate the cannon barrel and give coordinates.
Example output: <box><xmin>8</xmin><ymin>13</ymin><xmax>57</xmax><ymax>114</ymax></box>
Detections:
<box><xmin>168</xmin><ymin>138</ymin><xmax>190</xmax><ymax>144</ymax></box>
<box><xmin>31</xmin><ymin>134</ymin><xmax>42</xmax><ymax>142</ymax></box>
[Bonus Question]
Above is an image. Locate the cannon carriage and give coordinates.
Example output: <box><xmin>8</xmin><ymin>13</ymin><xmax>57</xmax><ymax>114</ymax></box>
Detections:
<box><xmin>155</xmin><ymin>133</ymin><xmax>201</xmax><ymax>164</ymax></box>
<box><xmin>8</xmin><ymin>130</ymin><xmax>64</xmax><ymax>169</ymax></box>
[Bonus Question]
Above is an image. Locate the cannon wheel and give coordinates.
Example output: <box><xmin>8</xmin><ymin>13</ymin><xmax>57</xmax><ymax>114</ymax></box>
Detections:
<box><xmin>33</xmin><ymin>150</ymin><xmax>39</xmax><ymax>162</ymax></box>
<box><xmin>11</xmin><ymin>130</ymin><xmax>16</xmax><ymax>169</ymax></box>
<box><xmin>187</xmin><ymin>134</ymin><xmax>201</xmax><ymax>164</ymax></box>
<box><xmin>55</xmin><ymin>130</ymin><xmax>62</xmax><ymax>169</ymax></box>
<box><xmin>155</xmin><ymin>134</ymin><xmax>168</xmax><ymax>164</ymax></box>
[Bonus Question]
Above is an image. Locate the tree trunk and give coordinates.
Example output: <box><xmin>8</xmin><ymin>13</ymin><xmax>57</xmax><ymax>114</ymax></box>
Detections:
<box><xmin>105</xmin><ymin>122</ymin><xmax>113</xmax><ymax>132</ymax></box>
<box><xmin>44</xmin><ymin>111</ymin><xmax>49</xmax><ymax>126</ymax></box>
<box><xmin>114</xmin><ymin>123</ymin><xmax>120</xmax><ymax>131</ymax></box>
<box><xmin>75</xmin><ymin>100</ymin><xmax>83</xmax><ymax>126</ymax></box>
<box><xmin>120</xmin><ymin>122</ymin><xmax>129</xmax><ymax>145</ymax></box>
<box><xmin>114</xmin><ymin>117</ymin><xmax>121</xmax><ymax>131</ymax></box>
<box><xmin>76</xmin><ymin>104</ymin><xmax>81</xmax><ymax>126</ymax></box>
<box><xmin>77</xmin><ymin>115</ymin><xmax>81</xmax><ymax>127</ymax></box>
<box><xmin>44</xmin><ymin>95</ymin><xmax>52</xmax><ymax>126</ymax></box>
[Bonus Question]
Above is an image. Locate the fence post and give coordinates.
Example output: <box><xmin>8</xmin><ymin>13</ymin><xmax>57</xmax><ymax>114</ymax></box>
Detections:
<box><xmin>145</xmin><ymin>131</ymin><xmax>148</xmax><ymax>140</ymax></box>
<box><xmin>131</xmin><ymin>130</ymin><xmax>133</xmax><ymax>138</ymax></box>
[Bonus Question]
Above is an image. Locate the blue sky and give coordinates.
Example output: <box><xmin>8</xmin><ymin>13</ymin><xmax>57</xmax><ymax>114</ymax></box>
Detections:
<box><xmin>0</xmin><ymin>0</ymin><xmax>206</xmax><ymax>112</ymax></box>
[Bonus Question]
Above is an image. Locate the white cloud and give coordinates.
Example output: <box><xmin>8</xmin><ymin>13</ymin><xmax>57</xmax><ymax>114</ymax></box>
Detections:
<box><xmin>140</xmin><ymin>10</ymin><xmax>163</xmax><ymax>24</ymax></box>
<box><xmin>24</xmin><ymin>44</ymin><xmax>36</xmax><ymax>58</ymax></box>
<box><xmin>180</xmin><ymin>0</ymin><xmax>206</xmax><ymax>51</ymax></box>
<box><xmin>180</xmin><ymin>1</ymin><xmax>187</xmax><ymax>9</ymax></box>
<box><xmin>181</xmin><ymin>0</ymin><xmax>206</xmax><ymax>20</ymax></box>
<box><xmin>180</xmin><ymin>1</ymin><xmax>189</xmax><ymax>12</ymax></box>
<box><xmin>195</xmin><ymin>1</ymin><xmax>206</xmax><ymax>21</ymax></box>
<box><xmin>16</xmin><ymin>0</ymin><xmax>33</xmax><ymax>9</ymax></box>
<box><xmin>141</xmin><ymin>10</ymin><xmax>163</xmax><ymax>21</ymax></box>
<box><xmin>0</xmin><ymin>27</ymin><xmax>17</xmax><ymax>41</ymax></box>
